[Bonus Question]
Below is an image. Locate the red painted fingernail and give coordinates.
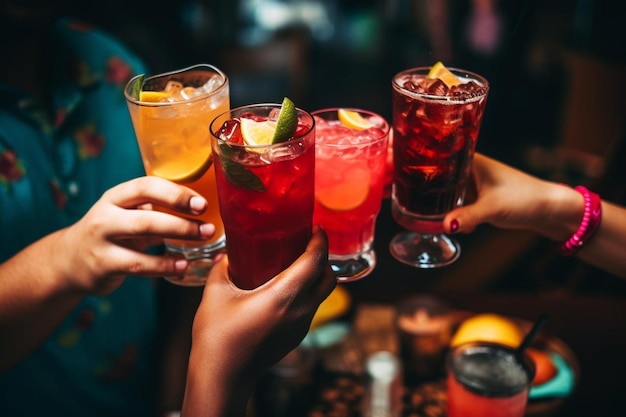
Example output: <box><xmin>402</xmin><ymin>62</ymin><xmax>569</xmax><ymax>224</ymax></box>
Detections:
<box><xmin>450</xmin><ymin>219</ymin><xmax>459</xmax><ymax>233</ymax></box>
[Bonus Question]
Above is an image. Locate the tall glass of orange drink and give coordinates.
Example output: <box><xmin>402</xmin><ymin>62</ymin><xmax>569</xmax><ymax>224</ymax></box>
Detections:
<box><xmin>210</xmin><ymin>100</ymin><xmax>315</xmax><ymax>289</ymax></box>
<box><xmin>312</xmin><ymin>108</ymin><xmax>389</xmax><ymax>282</ymax></box>
<box><xmin>124</xmin><ymin>64</ymin><xmax>228</xmax><ymax>286</ymax></box>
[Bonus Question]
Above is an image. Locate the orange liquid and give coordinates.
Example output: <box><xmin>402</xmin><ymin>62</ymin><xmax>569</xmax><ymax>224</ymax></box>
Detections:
<box><xmin>127</xmin><ymin>93</ymin><xmax>229</xmax><ymax>248</ymax></box>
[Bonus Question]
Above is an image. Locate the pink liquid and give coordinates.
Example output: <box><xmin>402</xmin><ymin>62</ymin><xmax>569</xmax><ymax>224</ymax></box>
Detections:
<box><xmin>392</xmin><ymin>69</ymin><xmax>488</xmax><ymax>233</ymax></box>
<box><xmin>212</xmin><ymin>112</ymin><xmax>315</xmax><ymax>289</ymax></box>
<box><xmin>313</xmin><ymin>112</ymin><xmax>388</xmax><ymax>256</ymax></box>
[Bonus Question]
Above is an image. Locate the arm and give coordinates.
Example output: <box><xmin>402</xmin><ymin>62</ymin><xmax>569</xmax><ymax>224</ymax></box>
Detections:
<box><xmin>181</xmin><ymin>226</ymin><xmax>336</xmax><ymax>417</ymax></box>
<box><xmin>0</xmin><ymin>176</ymin><xmax>215</xmax><ymax>370</ymax></box>
<box><xmin>444</xmin><ymin>153</ymin><xmax>626</xmax><ymax>278</ymax></box>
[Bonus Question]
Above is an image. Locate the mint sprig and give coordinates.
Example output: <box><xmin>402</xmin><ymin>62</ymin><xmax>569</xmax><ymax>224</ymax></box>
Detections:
<box><xmin>218</xmin><ymin>143</ymin><xmax>266</xmax><ymax>192</ymax></box>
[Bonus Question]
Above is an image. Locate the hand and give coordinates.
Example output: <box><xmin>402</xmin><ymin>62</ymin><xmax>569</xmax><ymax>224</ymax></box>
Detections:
<box><xmin>57</xmin><ymin>176</ymin><xmax>215</xmax><ymax>294</ymax></box>
<box><xmin>444</xmin><ymin>153</ymin><xmax>574</xmax><ymax>236</ymax></box>
<box><xmin>182</xmin><ymin>226</ymin><xmax>336</xmax><ymax>416</ymax></box>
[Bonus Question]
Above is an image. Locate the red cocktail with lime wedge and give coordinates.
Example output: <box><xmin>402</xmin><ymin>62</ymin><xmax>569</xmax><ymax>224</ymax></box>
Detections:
<box><xmin>210</xmin><ymin>100</ymin><xmax>315</xmax><ymax>289</ymax></box>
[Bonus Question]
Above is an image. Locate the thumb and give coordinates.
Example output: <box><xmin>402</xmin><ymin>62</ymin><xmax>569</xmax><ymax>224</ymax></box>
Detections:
<box><xmin>443</xmin><ymin>202</ymin><xmax>489</xmax><ymax>235</ymax></box>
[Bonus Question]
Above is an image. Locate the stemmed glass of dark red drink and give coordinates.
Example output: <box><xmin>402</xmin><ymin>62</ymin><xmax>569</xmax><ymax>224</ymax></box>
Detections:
<box><xmin>389</xmin><ymin>64</ymin><xmax>489</xmax><ymax>268</ymax></box>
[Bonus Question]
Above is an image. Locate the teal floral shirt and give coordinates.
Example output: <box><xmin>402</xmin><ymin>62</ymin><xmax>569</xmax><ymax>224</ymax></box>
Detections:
<box><xmin>0</xmin><ymin>19</ymin><xmax>157</xmax><ymax>417</ymax></box>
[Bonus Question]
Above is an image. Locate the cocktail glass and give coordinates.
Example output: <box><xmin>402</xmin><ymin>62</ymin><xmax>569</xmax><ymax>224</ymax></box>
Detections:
<box><xmin>446</xmin><ymin>342</ymin><xmax>535</xmax><ymax>417</ymax></box>
<box><xmin>312</xmin><ymin>108</ymin><xmax>389</xmax><ymax>282</ymax></box>
<box><xmin>209</xmin><ymin>103</ymin><xmax>316</xmax><ymax>289</ymax></box>
<box><xmin>390</xmin><ymin>66</ymin><xmax>489</xmax><ymax>268</ymax></box>
<box><xmin>124</xmin><ymin>64</ymin><xmax>229</xmax><ymax>286</ymax></box>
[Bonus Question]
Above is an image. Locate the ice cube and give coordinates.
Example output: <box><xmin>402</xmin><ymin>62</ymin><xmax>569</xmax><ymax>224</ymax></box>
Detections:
<box><xmin>426</xmin><ymin>79</ymin><xmax>449</xmax><ymax>96</ymax></box>
<box><xmin>165</xmin><ymin>80</ymin><xmax>183</xmax><ymax>94</ymax></box>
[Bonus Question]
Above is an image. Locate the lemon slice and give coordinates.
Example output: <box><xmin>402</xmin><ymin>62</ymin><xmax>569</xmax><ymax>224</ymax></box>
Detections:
<box><xmin>139</xmin><ymin>91</ymin><xmax>172</xmax><ymax>103</ymax></box>
<box><xmin>450</xmin><ymin>313</ymin><xmax>524</xmax><ymax>348</ymax></box>
<box><xmin>317</xmin><ymin>168</ymin><xmax>370</xmax><ymax>211</ymax></box>
<box><xmin>272</xmin><ymin>97</ymin><xmax>298</xmax><ymax>144</ymax></box>
<box><xmin>240</xmin><ymin>118</ymin><xmax>277</xmax><ymax>147</ymax></box>
<box><xmin>428</xmin><ymin>61</ymin><xmax>461</xmax><ymax>87</ymax></box>
<box><xmin>310</xmin><ymin>285</ymin><xmax>351</xmax><ymax>330</ymax></box>
<box><xmin>338</xmin><ymin>109</ymin><xmax>373</xmax><ymax>130</ymax></box>
<box><xmin>151</xmin><ymin>152</ymin><xmax>212</xmax><ymax>183</ymax></box>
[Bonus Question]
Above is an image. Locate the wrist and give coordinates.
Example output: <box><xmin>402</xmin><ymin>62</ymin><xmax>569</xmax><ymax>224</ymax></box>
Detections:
<box><xmin>536</xmin><ymin>183</ymin><xmax>587</xmax><ymax>242</ymax></box>
<box><xmin>557</xmin><ymin>186</ymin><xmax>602</xmax><ymax>256</ymax></box>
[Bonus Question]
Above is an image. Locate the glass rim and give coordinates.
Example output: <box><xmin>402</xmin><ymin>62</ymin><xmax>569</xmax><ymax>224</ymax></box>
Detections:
<box><xmin>447</xmin><ymin>341</ymin><xmax>535</xmax><ymax>397</ymax></box>
<box><xmin>312</xmin><ymin>107</ymin><xmax>390</xmax><ymax>146</ymax></box>
<box><xmin>210</xmin><ymin>102</ymin><xmax>316</xmax><ymax>150</ymax></box>
<box><xmin>124</xmin><ymin>63</ymin><xmax>229</xmax><ymax>106</ymax></box>
<box><xmin>392</xmin><ymin>66</ymin><xmax>489</xmax><ymax>103</ymax></box>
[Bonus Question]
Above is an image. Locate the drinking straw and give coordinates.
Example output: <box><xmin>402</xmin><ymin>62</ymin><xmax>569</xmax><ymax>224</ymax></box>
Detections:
<box><xmin>516</xmin><ymin>313</ymin><xmax>549</xmax><ymax>357</ymax></box>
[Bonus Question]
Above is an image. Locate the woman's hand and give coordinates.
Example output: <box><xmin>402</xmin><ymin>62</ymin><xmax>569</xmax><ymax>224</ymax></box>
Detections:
<box><xmin>182</xmin><ymin>226</ymin><xmax>336</xmax><ymax>416</ymax></box>
<box><xmin>443</xmin><ymin>153</ymin><xmax>582</xmax><ymax>239</ymax></box>
<box><xmin>58</xmin><ymin>176</ymin><xmax>215</xmax><ymax>294</ymax></box>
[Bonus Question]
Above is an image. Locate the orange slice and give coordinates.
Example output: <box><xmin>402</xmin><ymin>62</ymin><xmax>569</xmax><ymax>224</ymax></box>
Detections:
<box><xmin>139</xmin><ymin>91</ymin><xmax>172</xmax><ymax>103</ymax></box>
<box><xmin>317</xmin><ymin>168</ymin><xmax>370</xmax><ymax>211</ymax></box>
<box><xmin>428</xmin><ymin>61</ymin><xmax>461</xmax><ymax>87</ymax></box>
<box><xmin>150</xmin><ymin>151</ymin><xmax>212</xmax><ymax>183</ymax></box>
<box><xmin>338</xmin><ymin>109</ymin><xmax>373</xmax><ymax>130</ymax></box>
<box><xmin>450</xmin><ymin>313</ymin><xmax>524</xmax><ymax>348</ymax></box>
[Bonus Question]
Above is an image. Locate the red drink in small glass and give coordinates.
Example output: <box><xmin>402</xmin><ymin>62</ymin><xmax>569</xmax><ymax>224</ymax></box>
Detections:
<box><xmin>390</xmin><ymin>65</ymin><xmax>489</xmax><ymax>268</ymax></box>
<box><xmin>447</xmin><ymin>343</ymin><xmax>535</xmax><ymax>417</ymax></box>
<box><xmin>312</xmin><ymin>108</ymin><xmax>389</xmax><ymax>282</ymax></box>
<box><xmin>210</xmin><ymin>104</ymin><xmax>315</xmax><ymax>289</ymax></box>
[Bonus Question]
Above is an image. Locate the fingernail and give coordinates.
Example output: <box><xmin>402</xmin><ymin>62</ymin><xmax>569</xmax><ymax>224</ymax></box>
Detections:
<box><xmin>450</xmin><ymin>219</ymin><xmax>459</xmax><ymax>233</ymax></box>
<box><xmin>189</xmin><ymin>196</ymin><xmax>207</xmax><ymax>214</ymax></box>
<box><xmin>174</xmin><ymin>259</ymin><xmax>188</xmax><ymax>272</ymax></box>
<box><xmin>199</xmin><ymin>223</ymin><xmax>215</xmax><ymax>237</ymax></box>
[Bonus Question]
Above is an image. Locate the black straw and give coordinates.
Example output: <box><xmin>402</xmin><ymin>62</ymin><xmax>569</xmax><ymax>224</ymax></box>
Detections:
<box><xmin>516</xmin><ymin>313</ymin><xmax>549</xmax><ymax>357</ymax></box>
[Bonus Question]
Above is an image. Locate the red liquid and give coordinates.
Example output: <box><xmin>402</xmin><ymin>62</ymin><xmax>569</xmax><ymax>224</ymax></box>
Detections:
<box><xmin>212</xmin><ymin>111</ymin><xmax>315</xmax><ymax>289</ymax></box>
<box><xmin>447</xmin><ymin>373</ymin><xmax>530</xmax><ymax>417</ymax></box>
<box><xmin>392</xmin><ymin>70</ymin><xmax>488</xmax><ymax>232</ymax></box>
<box><xmin>446</xmin><ymin>343</ymin><xmax>533</xmax><ymax>417</ymax></box>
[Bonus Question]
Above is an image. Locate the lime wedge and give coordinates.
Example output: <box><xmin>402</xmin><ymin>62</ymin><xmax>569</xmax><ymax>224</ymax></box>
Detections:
<box><xmin>428</xmin><ymin>61</ymin><xmax>461</xmax><ymax>87</ymax></box>
<box><xmin>241</xmin><ymin>118</ymin><xmax>277</xmax><ymax>147</ymax></box>
<box><xmin>338</xmin><ymin>109</ymin><xmax>373</xmax><ymax>130</ymax></box>
<box><xmin>272</xmin><ymin>97</ymin><xmax>297</xmax><ymax>144</ymax></box>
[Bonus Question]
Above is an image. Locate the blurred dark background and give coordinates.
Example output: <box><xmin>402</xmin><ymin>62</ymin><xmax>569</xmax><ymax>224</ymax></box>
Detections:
<box><xmin>74</xmin><ymin>0</ymin><xmax>626</xmax><ymax>296</ymax></box>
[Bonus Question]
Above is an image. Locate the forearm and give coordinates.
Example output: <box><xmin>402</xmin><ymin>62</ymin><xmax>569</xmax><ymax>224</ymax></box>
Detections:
<box><xmin>181</xmin><ymin>345</ymin><xmax>253</xmax><ymax>417</ymax></box>
<box><xmin>577</xmin><ymin>201</ymin><xmax>626</xmax><ymax>278</ymax></box>
<box><xmin>0</xmin><ymin>229</ymin><xmax>84</xmax><ymax>370</ymax></box>
<box><xmin>534</xmin><ymin>183</ymin><xmax>626</xmax><ymax>278</ymax></box>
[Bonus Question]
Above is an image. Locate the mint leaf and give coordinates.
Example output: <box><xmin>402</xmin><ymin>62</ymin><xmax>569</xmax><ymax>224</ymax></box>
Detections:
<box><xmin>130</xmin><ymin>74</ymin><xmax>144</xmax><ymax>100</ymax></box>
<box><xmin>218</xmin><ymin>143</ymin><xmax>266</xmax><ymax>192</ymax></box>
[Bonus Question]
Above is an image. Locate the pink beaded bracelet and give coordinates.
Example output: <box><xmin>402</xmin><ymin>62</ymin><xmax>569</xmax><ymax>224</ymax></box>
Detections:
<box><xmin>559</xmin><ymin>186</ymin><xmax>602</xmax><ymax>256</ymax></box>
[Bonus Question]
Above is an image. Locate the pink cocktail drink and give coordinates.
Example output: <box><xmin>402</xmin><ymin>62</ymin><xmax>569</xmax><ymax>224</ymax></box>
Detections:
<box><xmin>390</xmin><ymin>65</ymin><xmax>489</xmax><ymax>268</ymax></box>
<box><xmin>313</xmin><ymin>108</ymin><xmax>389</xmax><ymax>281</ymax></box>
<box><xmin>447</xmin><ymin>343</ymin><xmax>535</xmax><ymax>417</ymax></box>
<box><xmin>210</xmin><ymin>104</ymin><xmax>315</xmax><ymax>289</ymax></box>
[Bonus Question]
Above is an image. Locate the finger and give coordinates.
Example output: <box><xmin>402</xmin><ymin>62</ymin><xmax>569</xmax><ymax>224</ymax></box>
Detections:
<box><xmin>270</xmin><ymin>226</ymin><xmax>336</xmax><ymax>303</ymax></box>
<box><xmin>105</xmin><ymin>209</ymin><xmax>216</xmax><ymax>241</ymax></box>
<box><xmin>444</xmin><ymin>201</ymin><xmax>494</xmax><ymax>235</ymax></box>
<box><xmin>95</xmin><ymin>245</ymin><xmax>190</xmax><ymax>277</ymax></box>
<box><xmin>103</xmin><ymin>176</ymin><xmax>208</xmax><ymax>216</ymax></box>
